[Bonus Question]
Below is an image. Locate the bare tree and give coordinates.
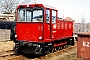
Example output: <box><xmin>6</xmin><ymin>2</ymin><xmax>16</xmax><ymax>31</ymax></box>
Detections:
<box><xmin>0</xmin><ymin>0</ymin><xmax>35</xmax><ymax>14</ymax></box>
<box><xmin>80</xmin><ymin>14</ymin><xmax>85</xmax><ymax>23</ymax></box>
<box><xmin>0</xmin><ymin>0</ymin><xmax>19</xmax><ymax>14</ymax></box>
<box><xmin>80</xmin><ymin>14</ymin><xmax>86</xmax><ymax>32</ymax></box>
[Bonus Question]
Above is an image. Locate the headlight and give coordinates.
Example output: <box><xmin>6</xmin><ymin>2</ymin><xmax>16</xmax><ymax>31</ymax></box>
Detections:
<box><xmin>15</xmin><ymin>35</ymin><xmax>17</xmax><ymax>38</ymax></box>
<box><xmin>39</xmin><ymin>36</ymin><xmax>42</xmax><ymax>40</ymax></box>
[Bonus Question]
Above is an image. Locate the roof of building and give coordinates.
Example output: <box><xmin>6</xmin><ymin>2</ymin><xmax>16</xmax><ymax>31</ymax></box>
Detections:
<box><xmin>0</xmin><ymin>14</ymin><xmax>15</xmax><ymax>17</ymax></box>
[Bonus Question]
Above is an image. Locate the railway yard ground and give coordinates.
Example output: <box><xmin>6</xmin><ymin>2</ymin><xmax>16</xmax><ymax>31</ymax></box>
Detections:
<box><xmin>0</xmin><ymin>41</ymin><xmax>89</xmax><ymax>60</ymax></box>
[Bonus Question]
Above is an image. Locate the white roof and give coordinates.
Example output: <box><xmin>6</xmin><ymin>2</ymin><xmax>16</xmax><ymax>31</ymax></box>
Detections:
<box><xmin>43</xmin><ymin>4</ymin><xmax>56</xmax><ymax>9</ymax></box>
<box><xmin>0</xmin><ymin>14</ymin><xmax>15</xmax><ymax>17</ymax></box>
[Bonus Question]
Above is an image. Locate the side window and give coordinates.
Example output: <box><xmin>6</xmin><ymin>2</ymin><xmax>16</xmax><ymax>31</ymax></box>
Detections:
<box><xmin>52</xmin><ymin>10</ymin><xmax>56</xmax><ymax>24</ymax></box>
<box><xmin>69</xmin><ymin>23</ymin><xmax>72</xmax><ymax>29</ymax></box>
<box><xmin>65</xmin><ymin>23</ymin><xmax>67</xmax><ymax>29</ymax></box>
<box><xmin>33</xmin><ymin>10</ymin><xmax>43</xmax><ymax>22</ymax></box>
<box><xmin>26</xmin><ymin>10</ymin><xmax>31</xmax><ymax>22</ymax></box>
<box><xmin>46</xmin><ymin>10</ymin><xmax>50</xmax><ymax>23</ymax></box>
<box><xmin>18</xmin><ymin>9</ymin><xmax>26</xmax><ymax>22</ymax></box>
<box><xmin>61</xmin><ymin>22</ymin><xmax>64</xmax><ymax>29</ymax></box>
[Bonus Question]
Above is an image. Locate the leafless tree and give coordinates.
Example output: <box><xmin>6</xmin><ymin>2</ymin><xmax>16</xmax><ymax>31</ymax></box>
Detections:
<box><xmin>0</xmin><ymin>0</ymin><xmax>35</xmax><ymax>14</ymax></box>
<box><xmin>0</xmin><ymin>0</ymin><xmax>19</xmax><ymax>14</ymax></box>
<box><xmin>80</xmin><ymin>14</ymin><xmax>86</xmax><ymax>32</ymax></box>
<box><xmin>81</xmin><ymin>14</ymin><xmax>85</xmax><ymax>23</ymax></box>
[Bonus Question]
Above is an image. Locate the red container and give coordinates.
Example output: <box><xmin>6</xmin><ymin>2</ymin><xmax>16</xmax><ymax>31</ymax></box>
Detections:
<box><xmin>77</xmin><ymin>33</ymin><xmax>90</xmax><ymax>59</ymax></box>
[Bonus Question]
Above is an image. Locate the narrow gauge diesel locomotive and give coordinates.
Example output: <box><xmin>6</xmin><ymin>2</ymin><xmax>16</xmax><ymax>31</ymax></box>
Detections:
<box><xmin>14</xmin><ymin>4</ymin><xmax>74</xmax><ymax>55</ymax></box>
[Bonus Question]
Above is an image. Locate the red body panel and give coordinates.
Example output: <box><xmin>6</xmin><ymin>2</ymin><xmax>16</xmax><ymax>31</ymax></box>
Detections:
<box><xmin>68</xmin><ymin>21</ymin><xmax>73</xmax><ymax>36</ymax></box>
<box><xmin>44</xmin><ymin>24</ymin><xmax>50</xmax><ymax>39</ymax></box>
<box><xmin>16</xmin><ymin>21</ymin><xmax>73</xmax><ymax>43</ymax></box>
<box><xmin>56</xmin><ymin>20</ymin><xmax>73</xmax><ymax>39</ymax></box>
<box><xmin>43</xmin><ymin>20</ymin><xmax>73</xmax><ymax>42</ymax></box>
<box><xmin>16</xmin><ymin>23</ymin><xmax>43</xmax><ymax>42</ymax></box>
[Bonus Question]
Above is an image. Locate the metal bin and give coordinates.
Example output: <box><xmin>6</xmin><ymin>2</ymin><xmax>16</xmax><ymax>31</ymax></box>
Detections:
<box><xmin>77</xmin><ymin>33</ymin><xmax>90</xmax><ymax>59</ymax></box>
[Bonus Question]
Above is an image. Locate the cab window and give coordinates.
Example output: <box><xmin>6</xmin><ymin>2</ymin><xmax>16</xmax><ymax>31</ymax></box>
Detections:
<box><xmin>52</xmin><ymin>10</ymin><xmax>56</xmax><ymax>24</ymax></box>
<box><xmin>32</xmin><ymin>10</ymin><xmax>43</xmax><ymax>22</ymax></box>
<box><xmin>18</xmin><ymin>9</ymin><xmax>26</xmax><ymax>22</ymax></box>
<box><xmin>46</xmin><ymin>9</ymin><xmax>50</xmax><ymax>23</ymax></box>
<box><xmin>26</xmin><ymin>10</ymin><xmax>31</xmax><ymax>22</ymax></box>
<box><xmin>18</xmin><ymin>8</ymin><xmax>43</xmax><ymax>22</ymax></box>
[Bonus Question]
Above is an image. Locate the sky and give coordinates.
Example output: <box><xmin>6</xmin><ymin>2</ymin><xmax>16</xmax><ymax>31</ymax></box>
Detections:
<box><xmin>0</xmin><ymin>0</ymin><xmax>90</xmax><ymax>23</ymax></box>
<box><xmin>29</xmin><ymin>0</ymin><xmax>90</xmax><ymax>23</ymax></box>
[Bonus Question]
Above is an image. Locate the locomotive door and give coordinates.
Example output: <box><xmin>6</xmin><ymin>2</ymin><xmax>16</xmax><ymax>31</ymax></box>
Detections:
<box><xmin>44</xmin><ymin>9</ymin><xmax>57</xmax><ymax>40</ymax></box>
<box><xmin>51</xmin><ymin>10</ymin><xmax>57</xmax><ymax>39</ymax></box>
<box><xmin>44</xmin><ymin>9</ymin><xmax>51</xmax><ymax>39</ymax></box>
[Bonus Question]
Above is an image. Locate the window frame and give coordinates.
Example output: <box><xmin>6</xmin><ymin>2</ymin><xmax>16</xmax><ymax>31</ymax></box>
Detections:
<box><xmin>52</xmin><ymin>10</ymin><xmax>56</xmax><ymax>24</ymax></box>
<box><xmin>26</xmin><ymin>9</ymin><xmax>32</xmax><ymax>22</ymax></box>
<box><xmin>46</xmin><ymin>9</ymin><xmax>50</xmax><ymax>23</ymax></box>
<box><xmin>18</xmin><ymin>9</ymin><xmax>26</xmax><ymax>22</ymax></box>
<box><xmin>17</xmin><ymin>8</ymin><xmax>44</xmax><ymax>23</ymax></box>
<box><xmin>32</xmin><ymin>9</ymin><xmax>43</xmax><ymax>22</ymax></box>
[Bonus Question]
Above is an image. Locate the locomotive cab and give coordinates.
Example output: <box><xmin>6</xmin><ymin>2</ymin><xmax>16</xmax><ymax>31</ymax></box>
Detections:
<box><xmin>15</xmin><ymin>4</ymin><xmax>57</xmax><ymax>42</ymax></box>
<box><xmin>16</xmin><ymin>6</ymin><xmax>44</xmax><ymax>42</ymax></box>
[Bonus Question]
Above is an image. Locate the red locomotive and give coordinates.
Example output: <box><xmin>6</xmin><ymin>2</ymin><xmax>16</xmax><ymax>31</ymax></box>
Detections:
<box><xmin>14</xmin><ymin>4</ymin><xmax>74</xmax><ymax>55</ymax></box>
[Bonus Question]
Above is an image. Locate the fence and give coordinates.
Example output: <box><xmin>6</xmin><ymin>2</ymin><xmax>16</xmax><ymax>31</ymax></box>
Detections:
<box><xmin>74</xmin><ymin>23</ymin><xmax>90</xmax><ymax>33</ymax></box>
<box><xmin>0</xmin><ymin>29</ymin><xmax>11</xmax><ymax>41</ymax></box>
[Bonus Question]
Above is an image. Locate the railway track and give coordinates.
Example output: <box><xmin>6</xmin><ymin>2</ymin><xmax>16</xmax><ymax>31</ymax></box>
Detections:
<box><xmin>32</xmin><ymin>41</ymin><xmax>77</xmax><ymax>60</ymax></box>
<box><xmin>38</xmin><ymin>44</ymin><xmax>77</xmax><ymax>60</ymax></box>
<box><xmin>0</xmin><ymin>50</ymin><xmax>21</xmax><ymax>60</ymax></box>
<box><xmin>7</xmin><ymin>55</ymin><xmax>24</xmax><ymax>60</ymax></box>
<box><xmin>0</xmin><ymin>49</ymin><xmax>27</xmax><ymax>60</ymax></box>
<box><xmin>0</xmin><ymin>50</ymin><xmax>15</xmax><ymax>57</ymax></box>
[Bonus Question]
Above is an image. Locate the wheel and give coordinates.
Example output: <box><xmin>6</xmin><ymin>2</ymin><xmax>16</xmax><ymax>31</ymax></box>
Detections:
<box><xmin>56</xmin><ymin>47</ymin><xmax>59</xmax><ymax>51</ymax></box>
<box><xmin>13</xmin><ymin>43</ymin><xmax>20</xmax><ymax>55</ymax></box>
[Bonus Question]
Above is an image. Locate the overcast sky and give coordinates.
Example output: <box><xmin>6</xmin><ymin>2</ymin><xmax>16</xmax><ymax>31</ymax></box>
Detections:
<box><xmin>29</xmin><ymin>0</ymin><xmax>90</xmax><ymax>23</ymax></box>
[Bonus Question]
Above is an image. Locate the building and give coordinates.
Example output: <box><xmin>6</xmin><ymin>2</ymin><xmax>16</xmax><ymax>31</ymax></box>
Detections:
<box><xmin>74</xmin><ymin>23</ymin><xmax>90</xmax><ymax>33</ymax></box>
<box><xmin>0</xmin><ymin>14</ymin><xmax>15</xmax><ymax>22</ymax></box>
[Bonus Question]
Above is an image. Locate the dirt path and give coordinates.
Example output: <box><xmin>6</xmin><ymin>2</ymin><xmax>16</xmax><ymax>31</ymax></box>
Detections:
<box><xmin>48</xmin><ymin>47</ymin><xmax>80</xmax><ymax>60</ymax></box>
<box><xmin>38</xmin><ymin>46</ymin><xmax>80</xmax><ymax>60</ymax></box>
<box><xmin>36</xmin><ymin>42</ymin><xmax>88</xmax><ymax>60</ymax></box>
<box><xmin>0</xmin><ymin>41</ymin><xmax>89</xmax><ymax>60</ymax></box>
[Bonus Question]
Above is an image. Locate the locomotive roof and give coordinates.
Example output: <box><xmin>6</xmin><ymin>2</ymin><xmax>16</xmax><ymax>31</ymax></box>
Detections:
<box><xmin>17</xmin><ymin>4</ymin><xmax>56</xmax><ymax>10</ymax></box>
